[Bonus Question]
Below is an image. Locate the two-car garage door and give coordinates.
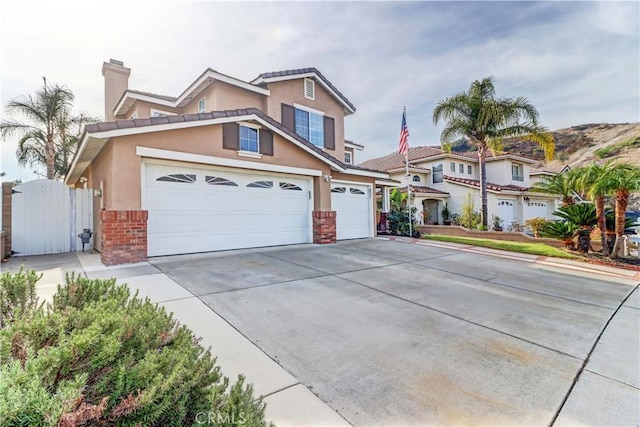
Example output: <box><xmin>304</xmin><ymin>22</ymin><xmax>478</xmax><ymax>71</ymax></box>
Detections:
<box><xmin>145</xmin><ymin>163</ymin><xmax>311</xmax><ymax>256</ymax></box>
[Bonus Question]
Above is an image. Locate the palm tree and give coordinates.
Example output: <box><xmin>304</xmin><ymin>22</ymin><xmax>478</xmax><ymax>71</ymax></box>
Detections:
<box><xmin>531</xmin><ymin>169</ymin><xmax>580</xmax><ymax>207</ymax></box>
<box><xmin>575</xmin><ymin>162</ymin><xmax>614</xmax><ymax>256</ymax></box>
<box><xmin>598</xmin><ymin>163</ymin><xmax>640</xmax><ymax>258</ymax></box>
<box><xmin>433</xmin><ymin>77</ymin><xmax>554</xmax><ymax>227</ymax></box>
<box><xmin>0</xmin><ymin>79</ymin><xmax>95</xmax><ymax>180</ymax></box>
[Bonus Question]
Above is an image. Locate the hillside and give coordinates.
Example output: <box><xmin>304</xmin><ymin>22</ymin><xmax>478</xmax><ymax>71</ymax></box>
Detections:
<box><xmin>450</xmin><ymin>122</ymin><xmax>640</xmax><ymax>209</ymax></box>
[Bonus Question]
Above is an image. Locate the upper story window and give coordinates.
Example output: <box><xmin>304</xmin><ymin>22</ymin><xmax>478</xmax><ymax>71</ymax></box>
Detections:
<box><xmin>512</xmin><ymin>164</ymin><xmax>524</xmax><ymax>181</ymax></box>
<box><xmin>130</xmin><ymin>111</ymin><xmax>138</xmax><ymax>119</ymax></box>
<box><xmin>239</xmin><ymin>125</ymin><xmax>259</xmax><ymax>153</ymax></box>
<box><xmin>450</xmin><ymin>162</ymin><xmax>455</xmax><ymax>172</ymax></box>
<box><xmin>344</xmin><ymin>152</ymin><xmax>352</xmax><ymax>164</ymax></box>
<box><xmin>151</xmin><ymin>109</ymin><xmax>175</xmax><ymax>118</ymax></box>
<box><xmin>467</xmin><ymin>165</ymin><xmax>472</xmax><ymax>175</ymax></box>
<box><xmin>432</xmin><ymin>163</ymin><xmax>443</xmax><ymax>184</ymax></box>
<box><xmin>295</xmin><ymin>106</ymin><xmax>324</xmax><ymax>147</ymax></box>
<box><xmin>198</xmin><ymin>98</ymin><xmax>206</xmax><ymax>113</ymax></box>
<box><xmin>458</xmin><ymin>163</ymin><xmax>464</xmax><ymax>173</ymax></box>
<box><xmin>304</xmin><ymin>78</ymin><xmax>315</xmax><ymax>100</ymax></box>
<box><xmin>412</xmin><ymin>175</ymin><xmax>421</xmax><ymax>183</ymax></box>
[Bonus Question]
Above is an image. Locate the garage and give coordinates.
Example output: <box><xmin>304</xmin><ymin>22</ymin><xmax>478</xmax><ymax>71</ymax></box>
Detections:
<box><xmin>144</xmin><ymin>162</ymin><xmax>311</xmax><ymax>256</ymax></box>
<box><xmin>496</xmin><ymin>198</ymin><xmax>515</xmax><ymax>227</ymax></box>
<box><xmin>331</xmin><ymin>182</ymin><xmax>373</xmax><ymax>240</ymax></box>
<box><xmin>524</xmin><ymin>200</ymin><xmax>550</xmax><ymax>221</ymax></box>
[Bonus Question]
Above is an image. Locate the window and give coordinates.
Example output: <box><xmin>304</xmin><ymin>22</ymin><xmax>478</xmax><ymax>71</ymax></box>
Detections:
<box><xmin>412</xmin><ymin>175</ymin><xmax>421</xmax><ymax>183</ymax></box>
<box><xmin>467</xmin><ymin>165</ymin><xmax>472</xmax><ymax>175</ymax></box>
<box><xmin>512</xmin><ymin>164</ymin><xmax>523</xmax><ymax>181</ymax></box>
<box><xmin>344</xmin><ymin>152</ymin><xmax>352</xmax><ymax>164</ymax></box>
<box><xmin>198</xmin><ymin>98</ymin><xmax>206</xmax><ymax>113</ymax></box>
<box><xmin>450</xmin><ymin>162</ymin><xmax>455</xmax><ymax>172</ymax></box>
<box><xmin>206</xmin><ymin>176</ymin><xmax>238</xmax><ymax>186</ymax></box>
<box><xmin>280</xmin><ymin>182</ymin><xmax>302</xmax><ymax>191</ymax></box>
<box><xmin>130</xmin><ymin>111</ymin><xmax>138</xmax><ymax>119</ymax></box>
<box><xmin>304</xmin><ymin>78</ymin><xmax>315</xmax><ymax>100</ymax></box>
<box><xmin>157</xmin><ymin>174</ymin><xmax>196</xmax><ymax>183</ymax></box>
<box><xmin>350</xmin><ymin>188</ymin><xmax>365</xmax><ymax>195</ymax></box>
<box><xmin>459</xmin><ymin>163</ymin><xmax>464</xmax><ymax>173</ymax></box>
<box><xmin>294</xmin><ymin>107</ymin><xmax>324</xmax><ymax>147</ymax></box>
<box><xmin>432</xmin><ymin>163</ymin><xmax>443</xmax><ymax>184</ymax></box>
<box><xmin>247</xmin><ymin>180</ymin><xmax>273</xmax><ymax>189</ymax></box>
<box><xmin>151</xmin><ymin>109</ymin><xmax>175</xmax><ymax>118</ymax></box>
<box><xmin>331</xmin><ymin>187</ymin><xmax>346</xmax><ymax>193</ymax></box>
<box><xmin>239</xmin><ymin>126</ymin><xmax>259</xmax><ymax>153</ymax></box>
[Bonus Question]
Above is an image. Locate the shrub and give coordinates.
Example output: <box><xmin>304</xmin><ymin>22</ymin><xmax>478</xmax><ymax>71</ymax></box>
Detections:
<box><xmin>0</xmin><ymin>267</ymin><xmax>42</xmax><ymax>328</ymax></box>
<box><xmin>540</xmin><ymin>221</ymin><xmax>579</xmax><ymax>249</ymax></box>
<box><xmin>0</xmin><ymin>272</ymin><xmax>272</xmax><ymax>427</ymax></box>
<box><xmin>459</xmin><ymin>192</ymin><xmax>481</xmax><ymax>229</ymax></box>
<box><xmin>524</xmin><ymin>217</ymin><xmax>549</xmax><ymax>237</ymax></box>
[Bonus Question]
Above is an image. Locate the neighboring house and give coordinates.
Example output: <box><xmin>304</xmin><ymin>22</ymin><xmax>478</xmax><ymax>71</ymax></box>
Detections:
<box><xmin>360</xmin><ymin>146</ymin><xmax>559</xmax><ymax>228</ymax></box>
<box><xmin>65</xmin><ymin>59</ymin><xmax>392</xmax><ymax>265</ymax></box>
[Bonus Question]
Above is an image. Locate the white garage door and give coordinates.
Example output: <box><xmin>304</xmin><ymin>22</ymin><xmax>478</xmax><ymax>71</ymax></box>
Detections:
<box><xmin>145</xmin><ymin>163</ymin><xmax>311</xmax><ymax>256</ymax></box>
<box><xmin>524</xmin><ymin>200</ymin><xmax>549</xmax><ymax>220</ymax></box>
<box><xmin>331</xmin><ymin>182</ymin><xmax>372</xmax><ymax>240</ymax></box>
<box><xmin>497</xmin><ymin>199</ymin><xmax>515</xmax><ymax>227</ymax></box>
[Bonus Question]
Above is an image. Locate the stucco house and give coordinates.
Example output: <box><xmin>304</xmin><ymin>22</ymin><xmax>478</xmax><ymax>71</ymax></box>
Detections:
<box><xmin>360</xmin><ymin>147</ymin><xmax>559</xmax><ymax>229</ymax></box>
<box><xmin>65</xmin><ymin>59</ymin><xmax>393</xmax><ymax>265</ymax></box>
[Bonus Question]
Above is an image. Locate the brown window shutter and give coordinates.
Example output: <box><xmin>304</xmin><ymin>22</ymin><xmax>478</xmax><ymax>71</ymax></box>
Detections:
<box><xmin>222</xmin><ymin>123</ymin><xmax>239</xmax><ymax>150</ymax></box>
<box><xmin>281</xmin><ymin>103</ymin><xmax>295</xmax><ymax>130</ymax></box>
<box><xmin>259</xmin><ymin>129</ymin><xmax>273</xmax><ymax>156</ymax></box>
<box><xmin>323</xmin><ymin>116</ymin><xmax>335</xmax><ymax>150</ymax></box>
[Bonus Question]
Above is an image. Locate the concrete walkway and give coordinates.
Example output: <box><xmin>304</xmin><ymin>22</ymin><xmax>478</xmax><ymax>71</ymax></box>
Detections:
<box><xmin>3</xmin><ymin>250</ymin><xmax>348</xmax><ymax>426</ymax></box>
<box><xmin>2</xmin><ymin>239</ymin><xmax>638</xmax><ymax>426</ymax></box>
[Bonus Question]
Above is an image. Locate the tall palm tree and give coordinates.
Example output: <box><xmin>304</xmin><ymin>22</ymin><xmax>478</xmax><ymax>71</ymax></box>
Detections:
<box><xmin>575</xmin><ymin>162</ymin><xmax>614</xmax><ymax>256</ymax></box>
<box><xmin>433</xmin><ymin>77</ymin><xmax>554</xmax><ymax>227</ymax></box>
<box><xmin>0</xmin><ymin>79</ymin><xmax>95</xmax><ymax>180</ymax></box>
<box><xmin>531</xmin><ymin>169</ymin><xmax>580</xmax><ymax>207</ymax></box>
<box><xmin>599</xmin><ymin>163</ymin><xmax>640</xmax><ymax>258</ymax></box>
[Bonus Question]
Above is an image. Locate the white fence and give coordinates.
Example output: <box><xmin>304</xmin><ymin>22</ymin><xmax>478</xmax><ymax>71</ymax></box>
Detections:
<box><xmin>11</xmin><ymin>179</ymin><xmax>93</xmax><ymax>256</ymax></box>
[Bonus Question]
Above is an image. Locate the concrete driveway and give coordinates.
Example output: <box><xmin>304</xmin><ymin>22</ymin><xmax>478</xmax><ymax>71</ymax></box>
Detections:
<box><xmin>150</xmin><ymin>238</ymin><xmax>640</xmax><ymax>426</ymax></box>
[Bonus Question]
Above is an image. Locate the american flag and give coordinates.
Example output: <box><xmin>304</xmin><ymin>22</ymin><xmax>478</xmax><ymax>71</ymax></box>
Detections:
<box><xmin>398</xmin><ymin>109</ymin><xmax>409</xmax><ymax>157</ymax></box>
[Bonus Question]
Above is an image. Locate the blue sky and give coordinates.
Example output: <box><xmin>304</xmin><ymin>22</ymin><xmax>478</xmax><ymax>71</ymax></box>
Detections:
<box><xmin>1</xmin><ymin>1</ymin><xmax>638</xmax><ymax>181</ymax></box>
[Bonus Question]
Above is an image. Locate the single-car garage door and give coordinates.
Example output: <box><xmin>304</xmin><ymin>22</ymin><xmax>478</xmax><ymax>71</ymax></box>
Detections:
<box><xmin>524</xmin><ymin>200</ymin><xmax>549</xmax><ymax>221</ymax></box>
<box><xmin>331</xmin><ymin>182</ymin><xmax>373</xmax><ymax>240</ymax></box>
<box><xmin>145</xmin><ymin>163</ymin><xmax>311</xmax><ymax>256</ymax></box>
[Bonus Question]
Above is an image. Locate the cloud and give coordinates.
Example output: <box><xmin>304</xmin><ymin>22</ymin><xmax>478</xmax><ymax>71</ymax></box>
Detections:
<box><xmin>1</xmin><ymin>1</ymin><xmax>638</xmax><ymax>179</ymax></box>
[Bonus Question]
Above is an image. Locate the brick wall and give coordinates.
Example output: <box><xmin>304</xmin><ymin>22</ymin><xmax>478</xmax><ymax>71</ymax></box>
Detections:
<box><xmin>100</xmin><ymin>210</ymin><xmax>148</xmax><ymax>266</ymax></box>
<box><xmin>312</xmin><ymin>211</ymin><xmax>336</xmax><ymax>244</ymax></box>
<box><xmin>2</xmin><ymin>182</ymin><xmax>12</xmax><ymax>256</ymax></box>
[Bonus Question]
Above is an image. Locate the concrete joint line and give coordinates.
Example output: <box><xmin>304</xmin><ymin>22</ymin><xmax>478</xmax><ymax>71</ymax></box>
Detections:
<box><xmin>549</xmin><ymin>283</ymin><xmax>640</xmax><ymax>426</ymax></box>
<box><xmin>259</xmin><ymin>382</ymin><xmax>301</xmax><ymax>399</ymax></box>
<box><xmin>583</xmin><ymin>368</ymin><xmax>640</xmax><ymax>390</ymax></box>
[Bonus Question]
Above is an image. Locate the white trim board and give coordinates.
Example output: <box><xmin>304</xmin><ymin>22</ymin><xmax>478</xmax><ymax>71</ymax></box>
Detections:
<box><xmin>136</xmin><ymin>146</ymin><xmax>324</xmax><ymax>177</ymax></box>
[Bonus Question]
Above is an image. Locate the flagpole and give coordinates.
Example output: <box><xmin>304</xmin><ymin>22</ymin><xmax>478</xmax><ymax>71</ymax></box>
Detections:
<box><xmin>404</xmin><ymin>106</ymin><xmax>412</xmax><ymax>238</ymax></box>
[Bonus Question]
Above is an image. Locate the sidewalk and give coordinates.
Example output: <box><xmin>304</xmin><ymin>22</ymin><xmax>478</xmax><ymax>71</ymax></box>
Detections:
<box><xmin>2</xmin><ymin>251</ymin><xmax>349</xmax><ymax>427</ymax></box>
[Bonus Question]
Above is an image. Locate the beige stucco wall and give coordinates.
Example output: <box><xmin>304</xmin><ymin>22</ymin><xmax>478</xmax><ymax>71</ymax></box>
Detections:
<box><xmin>85</xmin><ymin>140</ymin><xmax>116</xmax><ymax>250</ymax></box>
<box><xmin>265</xmin><ymin>79</ymin><xmax>346</xmax><ymax>159</ymax></box>
<box><xmin>179</xmin><ymin>81</ymin><xmax>267</xmax><ymax>115</ymax></box>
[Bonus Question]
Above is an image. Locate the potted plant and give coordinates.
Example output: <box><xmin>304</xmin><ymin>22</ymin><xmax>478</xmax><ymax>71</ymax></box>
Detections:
<box><xmin>441</xmin><ymin>203</ymin><xmax>452</xmax><ymax>225</ymax></box>
<box><xmin>492</xmin><ymin>215</ymin><xmax>503</xmax><ymax>231</ymax></box>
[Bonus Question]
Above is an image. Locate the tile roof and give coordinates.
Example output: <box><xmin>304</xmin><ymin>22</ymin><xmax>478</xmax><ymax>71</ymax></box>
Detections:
<box><xmin>359</xmin><ymin>146</ymin><xmax>445</xmax><ymax>171</ymax></box>
<box><xmin>253</xmin><ymin>67</ymin><xmax>356</xmax><ymax>113</ymax></box>
<box><xmin>400</xmin><ymin>185</ymin><xmax>449</xmax><ymax>195</ymax></box>
<box><xmin>443</xmin><ymin>175</ymin><xmax>529</xmax><ymax>192</ymax></box>
<box><xmin>82</xmin><ymin>108</ymin><xmax>386</xmax><ymax>174</ymax></box>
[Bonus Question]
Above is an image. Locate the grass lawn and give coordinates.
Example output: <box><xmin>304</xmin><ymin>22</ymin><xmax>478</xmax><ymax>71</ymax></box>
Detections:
<box><xmin>423</xmin><ymin>235</ymin><xmax>578</xmax><ymax>259</ymax></box>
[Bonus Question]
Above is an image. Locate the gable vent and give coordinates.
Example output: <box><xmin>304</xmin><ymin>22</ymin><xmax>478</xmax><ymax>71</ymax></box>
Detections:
<box><xmin>304</xmin><ymin>78</ymin><xmax>315</xmax><ymax>100</ymax></box>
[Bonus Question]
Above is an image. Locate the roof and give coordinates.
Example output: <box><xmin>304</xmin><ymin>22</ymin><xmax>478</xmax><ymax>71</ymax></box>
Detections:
<box><xmin>443</xmin><ymin>175</ymin><xmax>530</xmax><ymax>192</ymax></box>
<box><xmin>345</xmin><ymin>140</ymin><xmax>365</xmax><ymax>151</ymax></box>
<box><xmin>360</xmin><ymin>145</ymin><xmax>538</xmax><ymax>171</ymax></box>
<box><xmin>66</xmin><ymin>108</ymin><xmax>387</xmax><ymax>184</ymax></box>
<box><xmin>400</xmin><ymin>185</ymin><xmax>449</xmax><ymax>195</ymax></box>
<box><xmin>251</xmin><ymin>67</ymin><xmax>356</xmax><ymax>114</ymax></box>
<box><xmin>530</xmin><ymin>168</ymin><xmax>557</xmax><ymax>176</ymax></box>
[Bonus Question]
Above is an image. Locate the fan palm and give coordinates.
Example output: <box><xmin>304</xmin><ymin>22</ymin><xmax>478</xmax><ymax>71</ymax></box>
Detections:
<box><xmin>531</xmin><ymin>169</ymin><xmax>580</xmax><ymax>207</ymax></box>
<box><xmin>433</xmin><ymin>77</ymin><xmax>554</xmax><ymax>227</ymax></box>
<box><xmin>574</xmin><ymin>162</ymin><xmax>614</xmax><ymax>255</ymax></box>
<box><xmin>0</xmin><ymin>79</ymin><xmax>96</xmax><ymax>180</ymax></box>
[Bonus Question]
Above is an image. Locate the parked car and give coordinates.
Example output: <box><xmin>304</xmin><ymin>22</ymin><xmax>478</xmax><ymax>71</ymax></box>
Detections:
<box><xmin>625</xmin><ymin>211</ymin><xmax>640</xmax><ymax>235</ymax></box>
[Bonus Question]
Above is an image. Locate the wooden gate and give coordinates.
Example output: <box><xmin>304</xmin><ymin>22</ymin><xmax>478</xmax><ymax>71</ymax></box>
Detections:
<box><xmin>11</xmin><ymin>179</ymin><xmax>93</xmax><ymax>256</ymax></box>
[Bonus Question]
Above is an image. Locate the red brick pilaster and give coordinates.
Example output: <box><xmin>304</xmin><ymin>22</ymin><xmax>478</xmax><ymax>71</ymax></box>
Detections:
<box><xmin>312</xmin><ymin>211</ymin><xmax>336</xmax><ymax>244</ymax></box>
<box><xmin>2</xmin><ymin>182</ymin><xmax>13</xmax><ymax>255</ymax></box>
<box><xmin>100</xmin><ymin>210</ymin><xmax>148</xmax><ymax>266</ymax></box>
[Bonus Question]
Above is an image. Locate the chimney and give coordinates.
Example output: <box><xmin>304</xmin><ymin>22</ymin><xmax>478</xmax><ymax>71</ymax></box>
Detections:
<box><xmin>101</xmin><ymin>59</ymin><xmax>131</xmax><ymax>121</ymax></box>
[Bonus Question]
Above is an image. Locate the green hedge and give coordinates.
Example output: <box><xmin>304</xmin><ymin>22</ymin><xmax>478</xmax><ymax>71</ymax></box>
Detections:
<box><xmin>0</xmin><ymin>268</ymin><xmax>273</xmax><ymax>427</ymax></box>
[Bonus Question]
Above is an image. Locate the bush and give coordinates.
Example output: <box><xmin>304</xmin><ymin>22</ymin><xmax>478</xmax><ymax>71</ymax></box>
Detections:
<box><xmin>387</xmin><ymin>206</ymin><xmax>418</xmax><ymax>236</ymax></box>
<box><xmin>0</xmin><ymin>267</ymin><xmax>42</xmax><ymax>328</ymax></box>
<box><xmin>524</xmin><ymin>217</ymin><xmax>550</xmax><ymax>237</ymax></box>
<box><xmin>0</xmin><ymin>272</ymin><xmax>272</xmax><ymax>427</ymax></box>
<box><xmin>459</xmin><ymin>192</ymin><xmax>481</xmax><ymax>229</ymax></box>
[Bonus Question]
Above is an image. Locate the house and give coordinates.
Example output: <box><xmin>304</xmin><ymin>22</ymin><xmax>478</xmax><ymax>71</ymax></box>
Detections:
<box><xmin>360</xmin><ymin>146</ymin><xmax>560</xmax><ymax>229</ymax></box>
<box><xmin>65</xmin><ymin>59</ymin><xmax>393</xmax><ymax>265</ymax></box>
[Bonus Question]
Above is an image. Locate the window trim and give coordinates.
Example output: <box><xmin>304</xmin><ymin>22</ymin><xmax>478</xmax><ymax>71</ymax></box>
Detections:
<box><xmin>293</xmin><ymin>103</ymin><xmax>324</xmax><ymax>117</ymax></box>
<box><xmin>304</xmin><ymin>78</ymin><xmax>315</xmax><ymax>100</ymax></box>
<box><xmin>239</xmin><ymin>124</ymin><xmax>260</xmax><ymax>154</ymax></box>
<box><xmin>344</xmin><ymin>152</ymin><xmax>352</xmax><ymax>164</ymax></box>
<box><xmin>293</xmin><ymin>105</ymin><xmax>324</xmax><ymax>147</ymax></box>
<box><xmin>198</xmin><ymin>97</ymin><xmax>206</xmax><ymax>113</ymax></box>
<box><xmin>511</xmin><ymin>163</ymin><xmax>524</xmax><ymax>181</ymax></box>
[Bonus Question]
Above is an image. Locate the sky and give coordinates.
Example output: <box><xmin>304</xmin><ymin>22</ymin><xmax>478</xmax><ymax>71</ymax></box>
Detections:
<box><xmin>1</xmin><ymin>0</ymin><xmax>638</xmax><ymax>182</ymax></box>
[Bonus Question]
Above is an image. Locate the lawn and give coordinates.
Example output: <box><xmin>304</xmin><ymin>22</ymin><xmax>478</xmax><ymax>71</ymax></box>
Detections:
<box><xmin>422</xmin><ymin>235</ymin><xmax>578</xmax><ymax>259</ymax></box>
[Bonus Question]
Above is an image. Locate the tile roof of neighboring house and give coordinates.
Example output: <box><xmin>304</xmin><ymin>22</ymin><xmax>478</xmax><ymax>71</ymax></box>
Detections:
<box><xmin>345</xmin><ymin>139</ymin><xmax>365</xmax><ymax>150</ymax></box>
<box><xmin>443</xmin><ymin>175</ymin><xmax>530</xmax><ymax>192</ymax></box>
<box><xmin>399</xmin><ymin>185</ymin><xmax>449</xmax><ymax>195</ymax></box>
<box><xmin>530</xmin><ymin>168</ymin><xmax>557</xmax><ymax>175</ymax></box>
<box><xmin>359</xmin><ymin>146</ymin><xmax>445</xmax><ymax>171</ymax></box>
<box><xmin>128</xmin><ymin>89</ymin><xmax>177</xmax><ymax>102</ymax></box>
<box><xmin>252</xmin><ymin>67</ymin><xmax>356</xmax><ymax>113</ymax></box>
